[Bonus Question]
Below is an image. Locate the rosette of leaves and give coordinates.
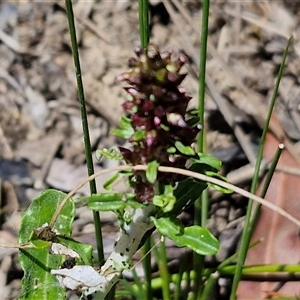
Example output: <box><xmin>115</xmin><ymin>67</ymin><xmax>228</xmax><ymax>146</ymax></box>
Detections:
<box><xmin>112</xmin><ymin>43</ymin><xmax>202</xmax><ymax>202</ymax></box>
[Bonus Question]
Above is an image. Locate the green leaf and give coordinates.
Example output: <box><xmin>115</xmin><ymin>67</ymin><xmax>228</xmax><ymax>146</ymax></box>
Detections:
<box><xmin>160</xmin><ymin>124</ymin><xmax>170</xmax><ymax>131</ymax></box>
<box><xmin>96</xmin><ymin>148</ymin><xmax>123</xmax><ymax>161</ymax></box>
<box><xmin>205</xmin><ymin>171</ymin><xmax>233</xmax><ymax>194</ymax></box>
<box><xmin>175</xmin><ymin>141</ymin><xmax>195</xmax><ymax>156</ymax></box>
<box><xmin>131</xmin><ymin>130</ymin><xmax>146</xmax><ymax>141</ymax></box>
<box><xmin>111</xmin><ymin>116</ymin><xmax>134</xmax><ymax>139</ymax></box>
<box><xmin>18</xmin><ymin>189</ymin><xmax>75</xmax><ymax>300</ymax></box>
<box><xmin>55</xmin><ymin>236</ymin><xmax>93</xmax><ymax>266</ymax></box>
<box><xmin>191</xmin><ymin>153</ymin><xmax>222</xmax><ymax>171</ymax></box>
<box><xmin>167</xmin><ymin>146</ymin><xmax>176</xmax><ymax>153</ymax></box>
<box><xmin>88</xmin><ymin>192</ymin><xmax>124</xmax><ymax>211</ymax></box>
<box><xmin>152</xmin><ymin>216</ymin><xmax>220</xmax><ymax>255</ymax></box>
<box><xmin>146</xmin><ymin>160</ymin><xmax>159</xmax><ymax>184</ymax></box>
<box><xmin>153</xmin><ymin>185</ymin><xmax>176</xmax><ymax>212</ymax></box>
<box><xmin>89</xmin><ymin>201</ymin><xmax>125</xmax><ymax>211</ymax></box>
<box><xmin>89</xmin><ymin>193</ymin><xmax>123</xmax><ymax>202</ymax></box>
<box><xmin>87</xmin><ymin>193</ymin><xmax>144</xmax><ymax>211</ymax></box>
<box><xmin>103</xmin><ymin>172</ymin><xmax>124</xmax><ymax>190</ymax></box>
<box><xmin>186</xmin><ymin>115</ymin><xmax>201</xmax><ymax>127</ymax></box>
<box><xmin>171</xmin><ymin>179</ymin><xmax>207</xmax><ymax>215</ymax></box>
<box><xmin>29</xmin><ymin>234</ymin><xmax>51</xmax><ymax>249</ymax></box>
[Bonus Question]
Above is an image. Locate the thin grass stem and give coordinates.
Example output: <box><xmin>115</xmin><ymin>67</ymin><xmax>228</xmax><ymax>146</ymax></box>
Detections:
<box><xmin>141</xmin><ymin>238</ymin><xmax>153</xmax><ymax>300</ymax></box>
<box><xmin>119</xmin><ymin>279</ymin><xmax>139</xmax><ymax>298</ymax></box>
<box><xmin>156</xmin><ymin>236</ymin><xmax>171</xmax><ymax>299</ymax></box>
<box><xmin>138</xmin><ymin>0</ymin><xmax>149</xmax><ymax>50</ymax></box>
<box><xmin>52</xmin><ymin>164</ymin><xmax>300</xmax><ymax>229</ymax></box>
<box><xmin>137</xmin><ymin>2</ymin><xmax>152</xmax><ymax>299</ymax></box>
<box><xmin>131</xmin><ymin>267</ymin><xmax>145</xmax><ymax>297</ymax></box>
<box><xmin>229</xmin><ymin>37</ymin><xmax>292</xmax><ymax>299</ymax></box>
<box><xmin>200</xmin><ymin>271</ymin><xmax>218</xmax><ymax>300</ymax></box>
<box><xmin>259</xmin><ymin>144</ymin><xmax>284</xmax><ymax>198</ymax></box>
<box><xmin>193</xmin><ymin>1</ymin><xmax>210</xmax><ymax>298</ymax></box>
<box><xmin>222</xmin><ymin>263</ymin><xmax>300</xmax><ymax>275</ymax></box>
<box><xmin>174</xmin><ymin>252</ymin><xmax>189</xmax><ymax>300</ymax></box>
<box><xmin>64</xmin><ymin>0</ymin><xmax>104</xmax><ymax>267</ymax></box>
<box><xmin>249</xmin><ymin>143</ymin><xmax>284</xmax><ymax>231</ymax></box>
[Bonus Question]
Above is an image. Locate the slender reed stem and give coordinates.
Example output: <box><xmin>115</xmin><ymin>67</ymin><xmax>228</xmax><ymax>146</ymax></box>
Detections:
<box><xmin>200</xmin><ymin>271</ymin><xmax>218</xmax><ymax>300</ymax></box>
<box><xmin>137</xmin><ymin>2</ymin><xmax>153</xmax><ymax>299</ymax></box>
<box><xmin>154</xmin><ymin>236</ymin><xmax>171</xmax><ymax>299</ymax></box>
<box><xmin>229</xmin><ymin>37</ymin><xmax>292</xmax><ymax>299</ymax></box>
<box><xmin>193</xmin><ymin>1</ymin><xmax>210</xmax><ymax>298</ymax></box>
<box><xmin>64</xmin><ymin>0</ymin><xmax>104</xmax><ymax>266</ymax></box>
<box><xmin>131</xmin><ymin>268</ymin><xmax>145</xmax><ymax>297</ymax></box>
<box><xmin>142</xmin><ymin>238</ymin><xmax>153</xmax><ymax>300</ymax></box>
<box><xmin>249</xmin><ymin>143</ymin><xmax>283</xmax><ymax>231</ymax></box>
<box><xmin>198</xmin><ymin>0</ymin><xmax>209</xmax><ymax>142</ymax></box>
<box><xmin>222</xmin><ymin>263</ymin><xmax>300</xmax><ymax>275</ymax></box>
<box><xmin>174</xmin><ymin>252</ymin><xmax>189</xmax><ymax>300</ymax></box>
<box><xmin>138</xmin><ymin>0</ymin><xmax>149</xmax><ymax>50</ymax></box>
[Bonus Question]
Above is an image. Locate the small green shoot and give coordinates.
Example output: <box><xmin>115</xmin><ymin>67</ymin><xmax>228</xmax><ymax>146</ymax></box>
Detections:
<box><xmin>110</xmin><ymin>116</ymin><xmax>134</xmax><ymax>139</ymax></box>
<box><xmin>146</xmin><ymin>160</ymin><xmax>160</xmax><ymax>184</ymax></box>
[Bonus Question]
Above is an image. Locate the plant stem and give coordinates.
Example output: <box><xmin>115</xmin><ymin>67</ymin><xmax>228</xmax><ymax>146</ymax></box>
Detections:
<box><xmin>222</xmin><ymin>263</ymin><xmax>300</xmax><ymax>275</ymax></box>
<box><xmin>174</xmin><ymin>252</ymin><xmax>189</xmax><ymax>300</ymax></box>
<box><xmin>137</xmin><ymin>2</ymin><xmax>152</xmax><ymax>298</ymax></box>
<box><xmin>198</xmin><ymin>0</ymin><xmax>209</xmax><ymax>144</ymax></box>
<box><xmin>138</xmin><ymin>0</ymin><xmax>149</xmax><ymax>50</ymax></box>
<box><xmin>131</xmin><ymin>267</ymin><xmax>145</xmax><ymax>297</ymax></box>
<box><xmin>89</xmin><ymin>205</ymin><xmax>156</xmax><ymax>298</ymax></box>
<box><xmin>153</xmin><ymin>236</ymin><xmax>171</xmax><ymax>300</ymax></box>
<box><xmin>142</xmin><ymin>238</ymin><xmax>153</xmax><ymax>300</ymax></box>
<box><xmin>53</xmin><ymin>164</ymin><xmax>300</xmax><ymax>229</ymax></box>
<box><xmin>193</xmin><ymin>0</ymin><xmax>210</xmax><ymax>298</ymax></box>
<box><xmin>249</xmin><ymin>144</ymin><xmax>283</xmax><ymax>232</ymax></box>
<box><xmin>64</xmin><ymin>0</ymin><xmax>104</xmax><ymax>266</ymax></box>
<box><xmin>229</xmin><ymin>37</ymin><xmax>292</xmax><ymax>299</ymax></box>
<box><xmin>200</xmin><ymin>271</ymin><xmax>218</xmax><ymax>300</ymax></box>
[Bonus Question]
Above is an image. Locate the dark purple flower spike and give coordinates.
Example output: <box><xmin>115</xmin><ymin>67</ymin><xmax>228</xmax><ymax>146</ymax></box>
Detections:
<box><xmin>116</xmin><ymin>44</ymin><xmax>201</xmax><ymax>202</ymax></box>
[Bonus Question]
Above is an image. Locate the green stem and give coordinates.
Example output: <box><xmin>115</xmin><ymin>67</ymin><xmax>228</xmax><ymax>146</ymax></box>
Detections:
<box><xmin>131</xmin><ymin>267</ymin><xmax>145</xmax><ymax>297</ymax></box>
<box><xmin>200</xmin><ymin>271</ymin><xmax>218</xmax><ymax>300</ymax></box>
<box><xmin>174</xmin><ymin>253</ymin><xmax>189</xmax><ymax>300</ymax></box>
<box><xmin>155</xmin><ymin>236</ymin><xmax>171</xmax><ymax>299</ymax></box>
<box><xmin>138</xmin><ymin>0</ymin><xmax>149</xmax><ymax>50</ymax></box>
<box><xmin>193</xmin><ymin>1</ymin><xmax>210</xmax><ymax>299</ymax></box>
<box><xmin>222</xmin><ymin>263</ymin><xmax>300</xmax><ymax>275</ymax></box>
<box><xmin>198</xmin><ymin>0</ymin><xmax>209</xmax><ymax>141</ymax></box>
<box><xmin>64</xmin><ymin>0</ymin><xmax>104</xmax><ymax>266</ymax></box>
<box><xmin>142</xmin><ymin>238</ymin><xmax>153</xmax><ymax>300</ymax></box>
<box><xmin>249</xmin><ymin>144</ymin><xmax>283</xmax><ymax>232</ymax></box>
<box><xmin>229</xmin><ymin>37</ymin><xmax>292</xmax><ymax>299</ymax></box>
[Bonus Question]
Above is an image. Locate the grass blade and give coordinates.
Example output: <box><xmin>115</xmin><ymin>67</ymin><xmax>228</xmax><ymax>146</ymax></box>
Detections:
<box><xmin>64</xmin><ymin>0</ymin><xmax>105</xmax><ymax>266</ymax></box>
<box><xmin>230</xmin><ymin>37</ymin><xmax>292</xmax><ymax>299</ymax></box>
<box><xmin>152</xmin><ymin>236</ymin><xmax>171</xmax><ymax>299</ymax></box>
<box><xmin>193</xmin><ymin>0</ymin><xmax>210</xmax><ymax>298</ymax></box>
<box><xmin>138</xmin><ymin>0</ymin><xmax>149</xmax><ymax>50</ymax></box>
